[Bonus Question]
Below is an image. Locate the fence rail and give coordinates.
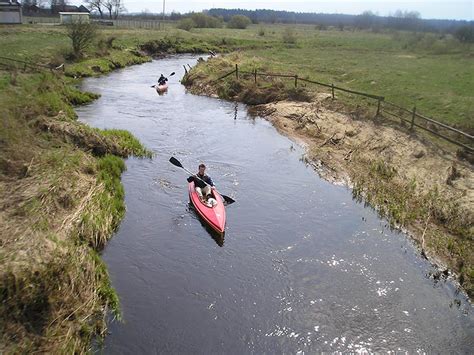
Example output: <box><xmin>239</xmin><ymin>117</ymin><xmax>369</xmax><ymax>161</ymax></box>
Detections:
<box><xmin>22</xmin><ymin>16</ymin><xmax>60</xmax><ymax>24</ymax></box>
<box><xmin>212</xmin><ymin>64</ymin><xmax>473</xmax><ymax>153</ymax></box>
<box><xmin>21</xmin><ymin>16</ymin><xmax>165</xmax><ymax>29</ymax></box>
<box><xmin>93</xmin><ymin>19</ymin><xmax>164</xmax><ymax>30</ymax></box>
<box><xmin>0</xmin><ymin>55</ymin><xmax>63</xmax><ymax>72</ymax></box>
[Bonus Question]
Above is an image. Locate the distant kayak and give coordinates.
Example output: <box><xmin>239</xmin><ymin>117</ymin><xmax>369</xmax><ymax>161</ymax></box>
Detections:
<box><xmin>188</xmin><ymin>181</ymin><xmax>226</xmax><ymax>234</ymax></box>
<box><xmin>155</xmin><ymin>83</ymin><xmax>168</xmax><ymax>92</ymax></box>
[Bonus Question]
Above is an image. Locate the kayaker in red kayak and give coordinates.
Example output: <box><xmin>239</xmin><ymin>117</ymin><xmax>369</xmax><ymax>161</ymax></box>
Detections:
<box><xmin>187</xmin><ymin>163</ymin><xmax>215</xmax><ymax>203</ymax></box>
<box><xmin>157</xmin><ymin>73</ymin><xmax>168</xmax><ymax>86</ymax></box>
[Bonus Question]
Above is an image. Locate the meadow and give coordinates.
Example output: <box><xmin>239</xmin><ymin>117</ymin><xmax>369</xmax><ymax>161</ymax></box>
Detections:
<box><xmin>1</xmin><ymin>23</ymin><xmax>472</xmax><ymax>130</ymax></box>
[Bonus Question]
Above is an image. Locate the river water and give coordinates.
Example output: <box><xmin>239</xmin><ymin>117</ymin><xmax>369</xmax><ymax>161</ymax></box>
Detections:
<box><xmin>77</xmin><ymin>55</ymin><xmax>473</xmax><ymax>353</ymax></box>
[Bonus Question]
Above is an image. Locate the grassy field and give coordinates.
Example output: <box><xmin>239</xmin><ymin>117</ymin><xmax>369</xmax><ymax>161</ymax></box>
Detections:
<box><xmin>194</xmin><ymin>24</ymin><xmax>473</xmax><ymax>131</ymax></box>
<box><xmin>1</xmin><ymin>23</ymin><xmax>471</xmax><ymax>129</ymax></box>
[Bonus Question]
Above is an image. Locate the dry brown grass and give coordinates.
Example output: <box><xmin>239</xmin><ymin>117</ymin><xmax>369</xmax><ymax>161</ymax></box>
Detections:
<box><xmin>1</xmin><ymin>70</ymin><xmax>147</xmax><ymax>351</ymax></box>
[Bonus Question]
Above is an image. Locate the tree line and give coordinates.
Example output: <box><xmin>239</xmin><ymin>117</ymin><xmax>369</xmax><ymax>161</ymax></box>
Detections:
<box><xmin>207</xmin><ymin>8</ymin><xmax>473</xmax><ymax>36</ymax></box>
<box><xmin>84</xmin><ymin>0</ymin><xmax>124</xmax><ymax>19</ymax></box>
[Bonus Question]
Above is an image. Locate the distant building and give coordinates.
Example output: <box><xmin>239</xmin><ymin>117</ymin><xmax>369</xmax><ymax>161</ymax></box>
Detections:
<box><xmin>52</xmin><ymin>5</ymin><xmax>90</xmax><ymax>15</ymax></box>
<box><xmin>0</xmin><ymin>0</ymin><xmax>22</xmax><ymax>24</ymax></box>
<box><xmin>59</xmin><ymin>12</ymin><xmax>90</xmax><ymax>24</ymax></box>
<box><xmin>22</xmin><ymin>4</ymin><xmax>50</xmax><ymax>16</ymax></box>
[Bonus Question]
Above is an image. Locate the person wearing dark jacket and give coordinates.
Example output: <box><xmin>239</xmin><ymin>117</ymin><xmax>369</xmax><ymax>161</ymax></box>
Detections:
<box><xmin>187</xmin><ymin>163</ymin><xmax>214</xmax><ymax>201</ymax></box>
<box><xmin>158</xmin><ymin>74</ymin><xmax>168</xmax><ymax>86</ymax></box>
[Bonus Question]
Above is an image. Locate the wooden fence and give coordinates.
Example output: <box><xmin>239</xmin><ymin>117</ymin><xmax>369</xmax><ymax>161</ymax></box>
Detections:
<box><xmin>0</xmin><ymin>55</ymin><xmax>63</xmax><ymax>73</ymax></box>
<box><xmin>22</xmin><ymin>16</ymin><xmax>60</xmax><ymax>24</ymax></box>
<box><xmin>215</xmin><ymin>64</ymin><xmax>473</xmax><ymax>153</ymax></box>
<box><xmin>21</xmin><ymin>16</ymin><xmax>165</xmax><ymax>29</ymax></box>
<box><xmin>106</xmin><ymin>19</ymin><xmax>163</xmax><ymax>29</ymax></box>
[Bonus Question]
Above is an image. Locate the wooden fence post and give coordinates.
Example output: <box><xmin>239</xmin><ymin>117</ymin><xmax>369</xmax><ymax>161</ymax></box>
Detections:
<box><xmin>254</xmin><ymin>69</ymin><xmax>257</xmax><ymax>83</ymax></box>
<box><xmin>294</xmin><ymin>74</ymin><xmax>298</xmax><ymax>88</ymax></box>
<box><xmin>235</xmin><ymin>64</ymin><xmax>238</xmax><ymax>80</ymax></box>
<box><xmin>331</xmin><ymin>83</ymin><xmax>335</xmax><ymax>99</ymax></box>
<box><xmin>411</xmin><ymin>106</ymin><xmax>416</xmax><ymax>130</ymax></box>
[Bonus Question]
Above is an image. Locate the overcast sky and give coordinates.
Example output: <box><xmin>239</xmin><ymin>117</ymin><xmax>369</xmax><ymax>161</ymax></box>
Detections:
<box><xmin>76</xmin><ymin>0</ymin><xmax>474</xmax><ymax>21</ymax></box>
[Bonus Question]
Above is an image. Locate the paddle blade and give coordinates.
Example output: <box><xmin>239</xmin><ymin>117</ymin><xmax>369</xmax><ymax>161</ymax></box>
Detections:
<box><xmin>222</xmin><ymin>194</ymin><xmax>235</xmax><ymax>205</ymax></box>
<box><xmin>169</xmin><ymin>156</ymin><xmax>183</xmax><ymax>168</ymax></box>
<box><xmin>169</xmin><ymin>72</ymin><xmax>175</xmax><ymax>76</ymax></box>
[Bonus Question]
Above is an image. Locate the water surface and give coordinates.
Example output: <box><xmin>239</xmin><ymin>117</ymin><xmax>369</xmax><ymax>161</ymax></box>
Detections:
<box><xmin>76</xmin><ymin>55</ymin><xmax>473</xmax><ymax>353</ymax></box>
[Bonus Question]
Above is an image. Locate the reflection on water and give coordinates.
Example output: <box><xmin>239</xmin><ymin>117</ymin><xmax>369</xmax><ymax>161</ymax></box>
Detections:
<box><xmin>234</xmin><ymin>102</ymin><xmax>238</xmax><ymax>120</ymax></box>
<box><xmin>76</xmin><ymin>55</ymin><xmax>474</xmax><ymax>354</ymax></box>
<box><xmin>188</xmin><ymin>203</ymin><xmax>225</xmax><ymax>247</ymax></box>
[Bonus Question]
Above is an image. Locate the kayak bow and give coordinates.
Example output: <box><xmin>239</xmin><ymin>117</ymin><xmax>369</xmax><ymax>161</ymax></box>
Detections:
<box><xmin>155</xmin><ymin>83</ymin><xmax>168</xmax><ymax>92</ymax></box>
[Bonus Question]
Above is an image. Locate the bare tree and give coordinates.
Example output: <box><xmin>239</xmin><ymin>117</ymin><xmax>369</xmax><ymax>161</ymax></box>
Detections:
<box><xmin>104</xmin><ymin>0</ymin><xmax>125</xmax><ymax>19</ymax></box>
<box><xmin>85</xmin><ymin>0</ymin><xmax>105</xmax><ymax>19</ymax></box>
<box><xmin>49</xmin><ymin>0</ymin><xmax>67</xmax><ymax>11</ymax></box>
<box><xmin>112</xmin><ymin>0</ymin><xmax>125</xmax><ymax>19</ymax></box>
<box><xmin>36</xmin><ymin>0</ymin><xmax>47</xmax><ymax>8</ymax></box>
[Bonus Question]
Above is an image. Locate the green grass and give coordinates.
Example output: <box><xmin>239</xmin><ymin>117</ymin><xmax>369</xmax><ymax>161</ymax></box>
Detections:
<box><xmin>78</xmin><ymin>154</ymin><xmax>126</xmax><ymax>249</ymax></box>
<box><xmin>98</xmin><ymin>129</ymin><xmax>153</xmax><ymax>158</ymax></box>
<box><xmin>0</xmin><ymin>29</ymin><xmax>152</xmax><ymax>351</ymax></box>
<box><xmin>2</xmin><ymin>24</ymin><xmax>471</xmax><ymax>130</ymax></box>
<box><xmin>192</xmin><ymin>25</ymin><xmax>473</xmax><ymax>130</ymax></box>
<box><xmin>64</xmin><ymin>49</ymin><xmax>151</xmax><ymax>77</ymax></box>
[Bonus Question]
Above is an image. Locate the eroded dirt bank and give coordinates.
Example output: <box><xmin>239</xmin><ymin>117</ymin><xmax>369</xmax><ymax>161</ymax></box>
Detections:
<box><xmin>183</xmin><ymin>58</ymin><xmax>473</xmax><ymax>299</ymax></box>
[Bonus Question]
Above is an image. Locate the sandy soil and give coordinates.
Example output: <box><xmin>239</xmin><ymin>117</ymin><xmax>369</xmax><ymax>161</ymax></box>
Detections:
<box><xmin>253</xmin><ymin>94</ymin><xmax>473</xmax><ymax>206</ymax></box>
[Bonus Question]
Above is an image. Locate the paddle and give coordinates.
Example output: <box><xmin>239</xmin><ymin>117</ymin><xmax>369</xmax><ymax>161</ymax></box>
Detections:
<box><xmin>169</xmin><ymin>156</ymin><xmax>235</xmax><ymax>205</ymax></box>
<box><xmin>151</xmin><ymin>72</ymin><xmax>176</xmax><ymax>87</ymax></box>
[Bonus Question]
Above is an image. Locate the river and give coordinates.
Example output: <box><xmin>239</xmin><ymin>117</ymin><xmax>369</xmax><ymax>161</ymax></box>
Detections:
<box><xmin>76</xmin><ymin>55</ymin><xmax>473</xmax><ymax>353</ymax></box>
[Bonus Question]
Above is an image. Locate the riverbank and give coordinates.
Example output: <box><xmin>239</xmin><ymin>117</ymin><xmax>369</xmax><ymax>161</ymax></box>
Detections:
<box><xmin>182</xmin><ymin>54</ymin><xmax>473</xmax><ymax>299</ymax></box>
<box><xmin>0</xmin><ymin>41</ymin><xmax>152</xmax><ymax>353</ymax></box>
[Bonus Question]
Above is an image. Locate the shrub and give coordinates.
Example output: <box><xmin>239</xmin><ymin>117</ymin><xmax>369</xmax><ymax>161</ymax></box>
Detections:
<box><xmin>177</xmin><ymin>18</ymin><xmax>195</xmax><ymax>31</ymax></box>
<box><xmin>188</xmin><ymin>13</ymin><xmax>223</xmax><ymax>28</ymax></box>
<box><xmin>282</xmin><ymin>27</ymin><xmax>297</xmax><ymax>44</ymax></box>
<box><xmin>97</xmin><ymin>36</ymin><xmax>116</xmax><ymax>56</ymax></box>
<box><xmin>454</xmin><ymin>25</ymin><xmax>474</xmax><ymax>43</ymax></box>
<box><xmin>258</xmin><ymin>27</ymin><xmax>265</xmax><ymax>36</ymax></box>
<box><xmin>227</xmin><ymin>15</ymin><xmax>251</xmax><ymax>29</ymax></box>
<box><xmin>66</xmin><ymin>20</ymin><xmax>97</xmax><ymax>59</ymax></box>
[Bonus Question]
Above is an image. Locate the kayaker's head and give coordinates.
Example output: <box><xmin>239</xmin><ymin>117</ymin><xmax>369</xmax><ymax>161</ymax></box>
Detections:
<box><xmin>198</xmin><ymin>163</ymin><xmax>206</xmax><ymax>176</ymax></box>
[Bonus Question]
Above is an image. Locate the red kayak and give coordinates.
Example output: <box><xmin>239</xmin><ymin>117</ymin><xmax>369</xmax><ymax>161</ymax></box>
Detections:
<box><xmin>188</xmin><ymin>181</ymin><xmax>226</xmax><ymax>234</ymax></box>
<box><xmin>155</xmin><ymin>83</ymin><xmax>168</xmax><ymax>92</ymax></box>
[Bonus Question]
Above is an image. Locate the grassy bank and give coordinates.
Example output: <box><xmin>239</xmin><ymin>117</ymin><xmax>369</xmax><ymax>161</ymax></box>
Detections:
<box><xmin>0</xmin><ymin>28</ymin><xmax>153</xmax><ymax>352</ymax></box>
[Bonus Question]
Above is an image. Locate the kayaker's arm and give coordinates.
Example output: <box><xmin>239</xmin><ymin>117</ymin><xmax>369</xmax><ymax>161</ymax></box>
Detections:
<box><xmin>207</xmin><ymin>176</ymin><xmax>214</xmax><ymax>187</ymax></box>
